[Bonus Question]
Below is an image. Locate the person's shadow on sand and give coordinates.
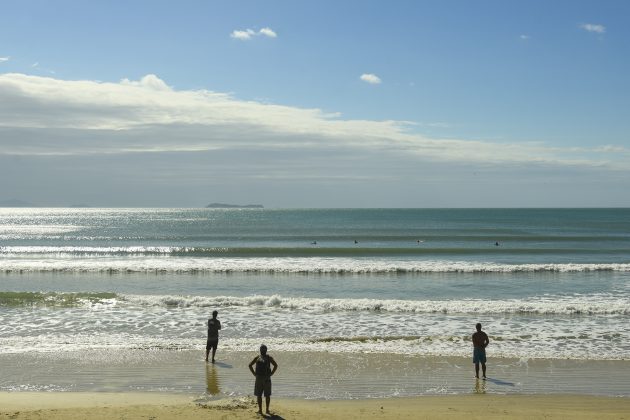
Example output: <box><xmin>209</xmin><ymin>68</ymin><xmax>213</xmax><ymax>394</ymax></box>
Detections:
<box><xmin>212</xmin><ymin>361</ymin><xmax>233</xmax><ymax>368</ymax></box>
<box><xmin>260</xmin><ymin>414</ymin><xmax>285</xmax><ymax>419</ymax></box>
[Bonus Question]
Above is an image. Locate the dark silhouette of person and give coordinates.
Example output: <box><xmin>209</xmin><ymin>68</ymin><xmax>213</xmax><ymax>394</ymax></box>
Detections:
<box><xmin>472</xmin><ymin>322</ymin><xmax>490</xmax><ymax>379</ymax></box>
<box><xmin>248</xmin><ymin>344</ymin><xmax>278</xmax><ymax>415</ymax></box>
<box><xmin>205</xmin><ymin>310</ymin><xmax>222</xmax><ymax>363</ymax></box>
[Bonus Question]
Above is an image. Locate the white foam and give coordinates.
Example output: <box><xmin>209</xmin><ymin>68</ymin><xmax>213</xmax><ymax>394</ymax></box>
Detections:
<box><xmin>120</xmin><ymin>293</ymin><xmax>630</xmax><ymax>315</ymax></box>
<box><xmin>1</xmin><ymin>294</ymin><xmax>628</xmax><ymax>360</ymax></box>
<box><xmin>1</xmin><ymin>256</ymin><xmax>630</xmax><ymax>273</ymax></box>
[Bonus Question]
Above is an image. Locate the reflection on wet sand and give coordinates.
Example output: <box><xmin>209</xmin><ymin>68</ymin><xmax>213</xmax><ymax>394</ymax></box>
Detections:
<box><xmin>205</xmin><ymin>364</ymin><xmax>220</xmax><ymax>395</ymax></box>
<box><xmin>474</xmin><ymin>378</ymin><xmax>487</xmax><ymax>394</ymax></box>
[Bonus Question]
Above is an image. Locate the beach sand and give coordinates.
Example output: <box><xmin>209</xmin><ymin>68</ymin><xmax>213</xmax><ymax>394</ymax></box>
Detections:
<box><xmin>1</xmin><ymin>393</ymin><xmax>629</xmax><ymax>419</ymax></box>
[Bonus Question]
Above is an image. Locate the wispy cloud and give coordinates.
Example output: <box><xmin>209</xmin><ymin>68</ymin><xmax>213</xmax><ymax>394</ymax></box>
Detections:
<box><xmin>519</xmin><ymin>34</ymin><xmax>530</xmax><ymax>40</ymax></box>
<box><xmin>360</xmin><ymin>73</ymin><xmax>382</xmax><ymax>85</ymax></box>
<box><xmin>0</xmin><ymin>57</ymin><xmax>9</xmax><ymax>63</ymax></box>
<box><xmin>580</xmin><ymin>23</ymin><xmax>606</xmax><ymax>34</ymax></box>
<box><xmin>0</xmin><ymin>73</ymin><xmax>626</xmax><ymax>172</ymax></box>
<box><xmin>230</xmin><ymin>27</ymin><xmax>277</xmax><ymax>40</ymax></box>
<box><xmin>29</xmin><ymin>61</ymin><xmax>56</xmax><ymax>75</ymax></box>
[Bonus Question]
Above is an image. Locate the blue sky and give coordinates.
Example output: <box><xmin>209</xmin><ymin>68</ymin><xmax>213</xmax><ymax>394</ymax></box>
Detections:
<box><xmin>1</xmin><ymin>0</ymin><xmax>629</xmax><ymax>207</ymax></box>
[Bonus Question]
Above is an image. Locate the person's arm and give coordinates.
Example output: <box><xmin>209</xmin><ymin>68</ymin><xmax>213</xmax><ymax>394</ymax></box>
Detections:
<box><xmin>269</xmin><ymin>356</ymin><xmax>278</xmax><ymax>376</ymax></box>
<box><xmin>248</xmin><ymin>357</ymin><xmax>258</xmax><ymax>376</ymax></box>
<box><xmin>484</xmin><ymin>333</ymin><xmax>490</xmax><ymax>348</ymax></box>
<box><xmin>217</xmin><ymin>320</ymin><xmax>222</xmax><ymax>330</ymax></box>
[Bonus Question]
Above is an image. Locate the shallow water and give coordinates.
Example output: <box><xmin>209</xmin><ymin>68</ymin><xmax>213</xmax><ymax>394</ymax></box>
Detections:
<box><xmin>1</xmin><ymin>351</ymin><xmax>628</xmax><ymax>398</ymax></box>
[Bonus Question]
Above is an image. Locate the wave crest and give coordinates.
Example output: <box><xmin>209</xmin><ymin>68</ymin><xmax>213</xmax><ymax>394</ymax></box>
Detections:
<box><xmin>1</xmin><ymin>257</ymin><xmax>630</xmax><ymax>274</ymax></box>
<box><xmin>120</xmin><ymin>294</ymin><xmax>630</xmax><ymax>315</ymax></box>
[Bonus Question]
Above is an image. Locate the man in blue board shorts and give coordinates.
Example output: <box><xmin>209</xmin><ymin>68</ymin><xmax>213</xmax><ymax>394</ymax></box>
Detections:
<box><xmin>249</xmin><ymin>344</ymin><xmax>278</xmax><ymax>415</ymax></box>
<box><xmin>472</xmin><ymin>322</ymin><xmax>490</xmax><ymax>379</ymax></box>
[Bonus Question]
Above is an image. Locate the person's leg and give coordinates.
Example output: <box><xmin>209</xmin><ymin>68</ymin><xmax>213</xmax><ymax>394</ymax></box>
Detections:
<box><xmin>481</xmin><ymin>362</ymin><xmax>487</xmax><ymax>378</ymax></box>
<box><xmin>257</xmin><ymin>396</ymin><xmax>263</xmax><ymax>414</ymax></box>
<box><xmin>265</xmin><ymin>396</ymin><xmax>271</xmax><ymax>414</ymax></box>
<box><xmin>205</xmin><ymin>347</ymin><xmax>210</xmax><ymax>362</ymax></box>
<box><xmin>474</xmin><ymin>361</ymin><xmax>480</xmax><ymax>378</ymax></box>
<box><xmin>211</xmin><ymin>345</ymin><xmax>217</xmax><ymax>363</ymax></box>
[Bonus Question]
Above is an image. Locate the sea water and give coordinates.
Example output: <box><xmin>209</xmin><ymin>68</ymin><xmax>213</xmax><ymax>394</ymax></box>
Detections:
<box><xmin>1</xmin><ymin>207</ymin><xmax>628</xmax><ymax>364</ymax></box>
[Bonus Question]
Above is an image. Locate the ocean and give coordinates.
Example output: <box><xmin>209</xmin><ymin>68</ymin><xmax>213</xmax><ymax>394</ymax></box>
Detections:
<box><xmin>1</xmin><ymin>208</ymin><xmax>629</xmax><ymax>396</ymax></box>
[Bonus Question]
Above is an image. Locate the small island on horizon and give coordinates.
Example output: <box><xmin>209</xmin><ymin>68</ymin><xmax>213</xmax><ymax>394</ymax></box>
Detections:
<box><xmin>205</xmin><ymin>202</ymin><xmax>264</xmax><ymax>209</ymax></box>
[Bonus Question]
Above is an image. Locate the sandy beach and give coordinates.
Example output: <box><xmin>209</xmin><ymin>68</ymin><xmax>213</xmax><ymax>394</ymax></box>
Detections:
<box><xmin>1</xmin><ymin>393</ymin><xmax>629</xmax><ymax>419</ymax></box>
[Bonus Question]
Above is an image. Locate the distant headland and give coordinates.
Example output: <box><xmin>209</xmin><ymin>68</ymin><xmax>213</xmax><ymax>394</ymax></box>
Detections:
<box><xmin>205</xmin><ymin>203</ymin><xmax>264</xmax><ymax>209</ymax></box>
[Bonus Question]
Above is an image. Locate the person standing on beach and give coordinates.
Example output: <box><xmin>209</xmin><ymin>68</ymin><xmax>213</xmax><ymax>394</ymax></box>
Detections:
<box><xmin>248</xmin><ymin>344</ymin><xmax>278</xmax><ymax>415</ymax></box>
<box><xmin>205</xmin><ymin>310</ymin><xmax>221</xmax><ymax>363</ymax></box>
<box><xmin>472</xmin><ymin>322</ymin><xmax>490</xmax><ymax>379</ymax></box>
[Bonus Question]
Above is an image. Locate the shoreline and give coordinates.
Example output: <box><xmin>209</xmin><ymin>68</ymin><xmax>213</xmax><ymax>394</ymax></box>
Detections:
<box><xmin>1</xmin><ymin>393</ymin><xmax>629</xmax><ymax>419</ymax></box>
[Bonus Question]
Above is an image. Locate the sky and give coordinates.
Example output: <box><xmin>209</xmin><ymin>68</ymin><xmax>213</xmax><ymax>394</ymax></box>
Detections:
<box><xmin>1</xmin><ymin>0</ymin><xmax>629</xmax><ymax>208</ymax></box>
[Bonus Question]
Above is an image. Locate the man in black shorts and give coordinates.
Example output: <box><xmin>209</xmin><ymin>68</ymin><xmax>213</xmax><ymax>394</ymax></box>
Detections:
<box><xmin>205</xmin><ymin>310</ymin><xmax>221</xmax><ymax>363</ymax></box>
<box><xmin>248</xmin><ymin>344</ymin><xmax>278</xmax><ymax>415</ymax></box>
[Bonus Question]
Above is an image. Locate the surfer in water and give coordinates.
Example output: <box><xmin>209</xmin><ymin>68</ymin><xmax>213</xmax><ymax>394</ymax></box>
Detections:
<box><xmin>248</xmin><ymin>344</ymin><xmax>278</xmax><ymax>415</ymax></box>
<box><xmin>472</xmin><ymin>322</ymin><xmax>490</xmax><ymax>379</ymax></box>
<box><xmin>205</xmin><ymin>310</ymin><xmax>222</xmax><ymax>363</ymax></box>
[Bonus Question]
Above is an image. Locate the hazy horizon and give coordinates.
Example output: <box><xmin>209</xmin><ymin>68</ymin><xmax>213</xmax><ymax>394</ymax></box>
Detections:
<box><xmin>1</xmin><ymin>199</ymin><xmax>629</xmax><ymax>210</ymax></box>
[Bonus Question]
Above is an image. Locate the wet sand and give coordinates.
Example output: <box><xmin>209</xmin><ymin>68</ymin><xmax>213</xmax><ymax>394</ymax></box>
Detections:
<box><xmin>2</xmin><ymin>350</ymin><xmax>629</xmax><ymax>419</ymax></box>
<box><xmin>1</xmin><ymin>350</ymin><xmax>629</xmax><ymax>398</ymax></box>
<box><xmin>1</xmin><ymin>393</ymin><xmax>629</xmax><ymax>419</ymax></box>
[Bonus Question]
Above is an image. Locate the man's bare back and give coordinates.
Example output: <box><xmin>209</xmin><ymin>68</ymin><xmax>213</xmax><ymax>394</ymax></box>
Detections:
<box><xmin>472</xmin><ymin>330</ymin><xmax>489</xmax><ymax>348</ymax></box>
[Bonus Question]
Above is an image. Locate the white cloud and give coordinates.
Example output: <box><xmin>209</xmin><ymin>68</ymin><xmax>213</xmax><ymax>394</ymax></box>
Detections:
<box><xmin>0</xmin><ymin>72</ymin><xmax>626</xmax><ymax>172</ymax></box>
<box><xmin>230</xmin><ymin>29</ymin><xmax>256</xmax><ymax>40</ymax></box>
<box><xmin>360</xmin><ymin>73</ymin><xmax>382</xmax><ymax>85</ymax></box>
<box><xmin>259</xmin><ymin>27</ymin><xmax>277</xmax><ymax>38</ymax></box>
<box><xmin>121</xmin><ymin>74</ymin><xmax>172</xmax><ymax>91</ymax></box>
<box><xmin>520</xmin><ymin>34</ymin><xmax>530</xmax><ymax>40</ymax></box>
<box><xmin>0</xmin><ymin>57</ymin><xmax>9</xmax><ymax>63</ymax></box>
<box><xmin>231</xmin><ymin>27</ymin><xmax>277</xmax><ymax>40</ymax></box>
<box><xmin>580</xmin><ymin>23</ymin><xmax>606</xmax><ymax>34</ymax></box>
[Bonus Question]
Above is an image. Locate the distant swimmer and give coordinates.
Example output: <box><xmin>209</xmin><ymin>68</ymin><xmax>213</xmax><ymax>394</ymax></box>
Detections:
<box><xmin>354</xmin><ymin>240</ymin><xmax>358</xmax><ymax>244</ymax></box>
<box><xmin>249</xmin><ymin>344</ymin><xmax>278</xmax><ymax>415</ymax></box>
<box><xmin>495</xmin><ymin>242</ymin><xmax>500</xmax><ymax>246</ymax></box>
<box><xmin>205</xmin><ymin>310</ymin><xmax>222</xmax><ymax>363</ymax></box>
<box><xmin>311</xmin><ymin>241</ymin><xmax>317</xmax><ymax>245</ymax></box>
<box><xmin>472</xmin><ymin>322</ymin><xmax>490</xmax><ymax>379</ymax></box>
